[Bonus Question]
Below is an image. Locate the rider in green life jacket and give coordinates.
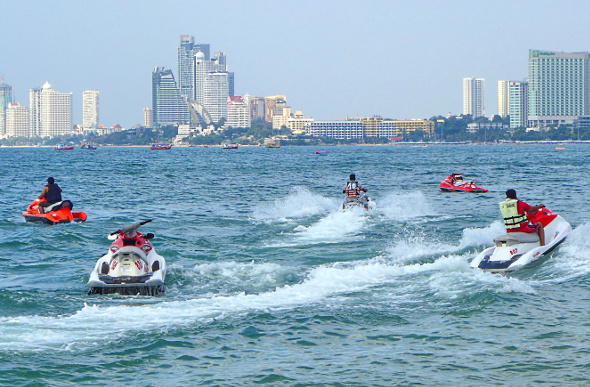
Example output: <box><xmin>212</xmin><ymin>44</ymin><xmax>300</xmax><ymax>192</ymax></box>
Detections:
<box><xmin>499</xmin><ymin>189</ymin><xmax>545</xmax><ymax>246</ymax></box>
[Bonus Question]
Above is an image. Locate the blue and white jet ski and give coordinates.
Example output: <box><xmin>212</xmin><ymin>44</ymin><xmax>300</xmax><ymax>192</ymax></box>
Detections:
<box><xmin>471</xmin><ymin>207</ymin><xmax>571</xmax><ymax>274</ymax></box>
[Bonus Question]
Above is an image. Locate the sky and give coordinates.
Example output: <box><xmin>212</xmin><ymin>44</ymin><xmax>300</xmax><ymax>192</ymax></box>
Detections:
<box><xmin>2</xmin><ymin>0</ymin><xmax>590</xmax><ymax>128</ymax></box>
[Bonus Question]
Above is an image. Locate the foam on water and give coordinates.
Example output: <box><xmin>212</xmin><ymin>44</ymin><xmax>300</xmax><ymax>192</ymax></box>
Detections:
<box><xmin>291</xmin><ymin>207</ymin><xmax>368</xmax><ymax>243</ymax></box>
<box><xmin>377</xmin><ymin>191</ymin><xmax>436</xmax><ymax>220</ymax></box>
<box><xmin>386</xmin><ymin>220</ymin><xmax>505</xmax><ymax>263</ymax></box>
<box><xmin>251</xmin><ymin>187</ymin><xmax>338</xmax><ymax>222</ymax></box>
<box><xmin>0</xmin><ymin>250</ymin><xmax>534</xmax><ymax>351</ymax></box>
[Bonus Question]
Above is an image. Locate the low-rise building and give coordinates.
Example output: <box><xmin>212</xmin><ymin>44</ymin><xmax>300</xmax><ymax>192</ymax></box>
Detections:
<box><xmin>379</xmin><ymin>119</ymin><xmax>434</xmax><ymax>138</ymax></box>
<box><xmin>305</xmin><ymin>120</ymin><xmax>364</xmax><ymax>139</ymax></box>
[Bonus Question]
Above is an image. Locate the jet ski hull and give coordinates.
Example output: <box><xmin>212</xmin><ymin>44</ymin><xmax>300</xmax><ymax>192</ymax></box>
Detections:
<box><xmin>439</xmin><ymin>179</ymin><xmax>488</xmax><ymax>193</ymax></box>
<box><xmin>342</xmin><ymin>196</ymin><xmax>370</xmax><ymax>210</ymax></box>
<box><xmin>23</xmin><ymin>199</ymin><xmax>87</xmax><ymax>225</ymax></box>
<box><xmin>471</xmin><ymin>210</ymin><xmax>571</xmax><ymax>274</ymax></box>
<box><xmin>88</xmin><ymin>224</ymin><xmax>166</xmax><ymax>296</ymax></box>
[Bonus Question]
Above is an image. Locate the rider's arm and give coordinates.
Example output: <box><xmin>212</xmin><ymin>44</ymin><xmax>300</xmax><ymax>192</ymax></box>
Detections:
<box><xmin>38</xmin><ymin>186</ymin><xmax>48</xmax><ymax>199</ymax></box>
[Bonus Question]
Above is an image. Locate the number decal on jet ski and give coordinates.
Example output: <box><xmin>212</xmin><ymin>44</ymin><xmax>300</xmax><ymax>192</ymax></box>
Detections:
<box><xmin>510</xmin><ymin>248</ymin><xmax>518</xmax><ymax>255</ymax></box>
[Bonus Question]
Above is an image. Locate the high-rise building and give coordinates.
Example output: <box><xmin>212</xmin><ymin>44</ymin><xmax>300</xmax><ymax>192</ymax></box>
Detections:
<box><xmin>143</xmin><ymin>108</ymin><xmax>153</xmax><ymax>128</ymax></box>
<box><xmin>82</xmin><ymin>90</ymin><xmax>99</xmax><ymax>129</ymax></box>
<box><xmin>463</xmin><ymin>77</ymin><xmax>485</xmax><ymax>118</ymax></box>
<box><xmin>497</xmin><ymin>80</ymin><xmax>510</xmax><ymax>118</ymax></box>
<box><xmin>225</xmin><ymin>96</ymin><xmax>251</xmax><ymax>128</ymax></box>
<box><xmin>203</xmin><ymin>72</ymin><xmax>229</xmax><ymax>124</ymax></box>
<box><xmin>29</xmin><ymin>82</ymin><xmax>72</xmax><ymax>138</ymax></box>
<box><xmin>178</xmin><ymin>35</ymin><xmax>196</xmax><ymax>100</ymax></box>
<box><xmin>528</xmin><ymin>49</ymin><xmax>590</xmax><ymax>127</ymax></box>
<box><xmin>194</xmin><ymin>51</ymin><xmax>226</xmax><ymax>105</ymax></box>
<box><xmin>152</xmin><ymin>67</ymin><xmax>190</xmax><ymax>128</ymax></box>
<box><xmin>0</xmin><ymin>82</ymin><xmax>13</xmax><ymax>137</ymax></box>
<box><xmin>5</xmin><ymin>103</ymin><xmax>29</xmax><ymax>137</ymax></box>
<box><xmin>509</xmin><ymin>81</ymin><xmax>529</xmax><ymax>129</ymax></box>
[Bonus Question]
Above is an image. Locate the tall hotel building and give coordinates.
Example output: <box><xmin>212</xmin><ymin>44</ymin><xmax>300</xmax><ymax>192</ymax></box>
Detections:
<box><xmin>497</xmin><ymin>80</ymin><xmax>510</xmax><ymax>118</ymax></box>
<box><xmin>152</xmin><ymin>67</ymin><xmax>190</xmax><ymax>127</ymax></box>
<box><xmin>82</xmin><ymin>90</ymin><xmax>99</xmax><ymax>129</ymax></box>
<box><xmin>178</xmin><ymin>35</ymin><xmax>210</xmax><ymax>100</ymax></box>
<box><xmin>0</xmin><ymin>82</ymin><xmax>12</xmax><ymax>137</ymax></box>
<box><xmin>203</xmin><ymin>72</ymin><xmax>229</xmax><ymax>123</ymax></box>
<box><xmin>29</xmin><ymin>82</ymin><xmax>72</xmax><ymax>138</ymax></box>
<box><xmin>528</xmin><ymin>49</ymin><xmax>590</xmax><ymax>127</ymax></box>
<box><xmin>463</xmin><ymin>77</ymin><xmax>485</xmax><ymax>118</ymax></box>
<box><xmin>509</xmin><ymin>81</ymin><xmax>529</xmax><ymax>129</ymax></box>
<box><xmin>194</xmin><ymin>50</ymin><xmax>226</xmax><ymax>105</ymax></box>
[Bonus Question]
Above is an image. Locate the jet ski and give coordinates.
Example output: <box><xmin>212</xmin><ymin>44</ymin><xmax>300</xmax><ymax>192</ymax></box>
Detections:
<box><xmin>471</xmin><ymin>207</ymin><xmax>571</xmax><ymax>274</ymax></box>
<box><xmin>342</xmin><ymin>192</ymin><xmax>371</xmax><ymax>211</ymax></box>
<box><xmin>439</xmin><ymin>173</ymin><xmax>488</xmax><ymax>193</ymax></box>
<box><xmin>22</xmin><ymin>198</ymin><xmax>87</xmax><ymax>225</ymax></box>
<box><xmin>87</xmin><ymin>220</ymin><xmax>166</xmax><ymax>296</ymax></box>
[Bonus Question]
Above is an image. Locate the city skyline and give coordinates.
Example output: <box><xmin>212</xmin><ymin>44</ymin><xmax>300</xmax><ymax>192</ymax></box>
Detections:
<box><xmin>1</xmin><ymin>1</ymin><xmax>590</xmax><ymax>128</ymax></box>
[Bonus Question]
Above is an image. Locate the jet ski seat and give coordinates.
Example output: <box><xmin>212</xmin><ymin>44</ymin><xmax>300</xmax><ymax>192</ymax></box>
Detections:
<box><xmin>494</xmin><ymin>232</ymin><xmax>540</xmax><ymax>246</ymax></box>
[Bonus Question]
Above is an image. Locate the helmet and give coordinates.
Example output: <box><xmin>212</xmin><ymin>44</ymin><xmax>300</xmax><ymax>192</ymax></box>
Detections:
<box><xmin>349</xmin><ymin>173</ymin><xmax>356</xmax><ymax>181</ymax></box>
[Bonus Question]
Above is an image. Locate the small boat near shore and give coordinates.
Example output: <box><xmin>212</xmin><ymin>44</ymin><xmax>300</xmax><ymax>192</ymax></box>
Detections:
<box><xmin>150</xmin><ymin>143</ymin><xmax>172</xmax><ymax>150</ymax></box>
<box><xmin>221</xmin><ymin>142</ymin><xmax>239</xmax><ymax>149</ymax></box>
<box><xmin>54</xmin><ymin>144</ymin><xmax>74</xmax><ymax>150</ymax></box>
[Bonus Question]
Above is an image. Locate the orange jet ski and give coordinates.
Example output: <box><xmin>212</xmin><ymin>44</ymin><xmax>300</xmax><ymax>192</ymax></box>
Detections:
<box><xmin>439</xmin><ymin>173</ymin><xmax>488</xmax><ymax>193</ymax></box>
<box><xmin>23</xmin><ymin>198</ymin><xmax>88</xmax><ymax>225</ymax></box>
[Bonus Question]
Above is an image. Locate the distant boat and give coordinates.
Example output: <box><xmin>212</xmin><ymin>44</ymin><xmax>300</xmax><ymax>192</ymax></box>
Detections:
<box><xmin>316</xmin><ymin>150</ymin><xmax>327</xmax><ymax>155</ymax></box>
<box><xmin>150</xmin><ymin>143</ymin><xmax>172</xmax><ymax>150</ymax></box>
<box><xmin>54</xmin><ymin>144</ymin><xmax>74</xmax><ymax>150</ymax></box>
<box><xmin>221</xmin><ymin>142</ymin><xmax>239</xmax><ymax>149</ymax></box>
<box><xmin>555</xmin><ymin>146</ymin><xmax>566</xmax><ymax>150</ymax></box>
<box><xmin>265</xmin><ymin>139</ymin><xmax>281</xmax><ymax>148</ymax></box>
<box><xmin>81</xmin><ymin>143</ymin><xmax>97</xmax><ymax>150</ymax></box>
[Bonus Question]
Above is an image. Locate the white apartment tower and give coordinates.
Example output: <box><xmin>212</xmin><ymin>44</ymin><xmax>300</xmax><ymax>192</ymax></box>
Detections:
<box><xmin>203</xmin><ymin>72</ymin><xmax>229</xmax><ymax>124</ymax></box>
<box><xmin>194</xmin><ymin>51</ymin><xmax>226</xmax><ymax>105</ymax></box>
<box><xmin>509</xmin><ymin>81</ymin><xmax>529</xmax><ymax>129</ymax></box>
<box><xmin>226</xmin><ymin>96</ymin><xmax>251</xmax><ymax>128</ymax></box>
<box><xmin>497</xmin><ymin>80</ymin><xmax>510</xmax><ymax>118</ymax></box>
<box><xmin>5</xmin><ymin>103</ymin><xmax>30</xmax><ymax>137</ymax></box>
<box><xmin>83</xmin><ymin>90</ymin><xmax>99</xmax><ymax>129</ymax></box>
<box><xmin>528</xmin><ymin>49</ymin><xmax>590</xmax><ymax>127</ymax></box>
<box><xmin>143</xmin><ymin>108</ymin><xmax>153</xmax><ymax>128</ymax></box>
<box><xmin>463</xmin><ymin>77</ymin><xmax>485</xmax><ymax>118</ymax></box>
<box><xmin>29</xmin><ymin>82</ymin><xmax>72</xmax><ymax>138</ymax></box>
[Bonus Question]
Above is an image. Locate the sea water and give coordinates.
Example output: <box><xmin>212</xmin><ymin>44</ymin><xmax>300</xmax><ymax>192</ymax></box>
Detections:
<box><xmin>0</xmin><ymin>144</ymin><xmax>589</xmax><ymax>386</ymax></box>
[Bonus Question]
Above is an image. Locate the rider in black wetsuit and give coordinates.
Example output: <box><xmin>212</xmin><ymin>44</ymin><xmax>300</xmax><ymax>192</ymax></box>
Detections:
<box><xmin>38</xmin><ymin>177</ymin><xmax>62</xmax><ymax>214</ymax></box>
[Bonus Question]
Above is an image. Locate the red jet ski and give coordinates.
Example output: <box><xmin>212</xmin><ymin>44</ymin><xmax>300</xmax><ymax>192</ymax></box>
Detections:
<box><xmin>23</xmin><ymin>198</ymin><xmax>88</xmax><ymax>225</ymax></box>
<box><xmin>439</xmin><ymin>173</ymin><xmax>488</xmax><ymax>193</ymax></box>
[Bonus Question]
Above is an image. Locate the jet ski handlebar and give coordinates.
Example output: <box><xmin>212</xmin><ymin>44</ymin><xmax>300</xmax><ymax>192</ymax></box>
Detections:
<box><xmin>108</xmin><ymin>219</ymin><xmax>153</xmax><ymax>238</ymax></box>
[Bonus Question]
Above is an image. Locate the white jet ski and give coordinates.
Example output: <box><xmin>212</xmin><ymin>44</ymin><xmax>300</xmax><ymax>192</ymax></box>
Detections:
<box><xmin>87</xmin><ymin>220</ymin><xmax>166</xmax><ymax>295</ymax></box>
<box><xmin>471</xmin><ymin>207</ymin><xmax>571</xmax><ymax>274</ymax></box>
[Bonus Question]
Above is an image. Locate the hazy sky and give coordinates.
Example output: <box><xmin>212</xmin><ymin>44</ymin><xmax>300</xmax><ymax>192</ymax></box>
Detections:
<box><xmin>1</xmin><ymin>0</ymin><xmax>589</xmax><ymax>128</ymax></box>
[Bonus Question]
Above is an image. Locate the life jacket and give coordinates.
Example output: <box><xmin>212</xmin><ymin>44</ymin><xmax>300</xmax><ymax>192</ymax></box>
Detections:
<box><xmin>499</xmin><ymin>198</ymin><xmax>527</xmax><ymax>229</ymax></box>
<box><xmin>345</xmin><ymin>181</ymin><xmax>360</xmax><ymax>197</ymax></box>
<box><xmin>45</xmin><ymin>183</ymin><xmax>62</xmax><ymax>203</ymax></box>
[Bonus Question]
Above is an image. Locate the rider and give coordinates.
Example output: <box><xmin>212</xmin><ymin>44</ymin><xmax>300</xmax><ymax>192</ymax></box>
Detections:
<box><xmin>451</xmin><ymin>173</ymin><xmax>464</xmax><ymax>185</ymax></box>
<box><xmin>38</xmin><ymin>177</ymin><xmax>63</xmax><ymax>214</ymax></box>
<box><xmin>343</xmin><ymin>173</ymin><xmax>367</xmax><ymax>198</ymax></box>
<box><xmin>499</xmin><ymin>189</ymin><xmax>545</xmax><ymax>246</ymax></box>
